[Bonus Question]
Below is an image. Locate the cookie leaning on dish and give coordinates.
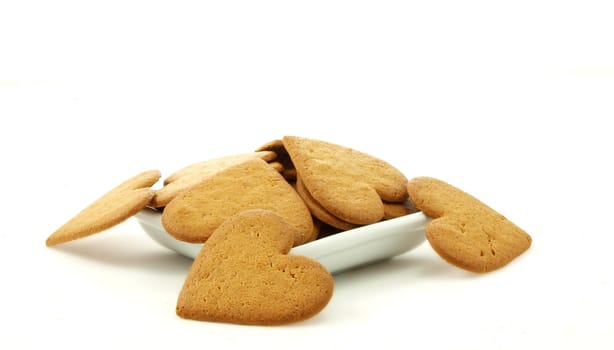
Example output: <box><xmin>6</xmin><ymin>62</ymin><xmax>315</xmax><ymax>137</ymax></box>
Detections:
<box><xmin>46</xmin><ymin>170</ymin><xmax>161</xmax><ymax>246</ymax></box>
<box><xmin>282</xmin><ymin>136</ymin><xmax>409</xmax><ymax>225</ymax></box>
<box><xmin>407</xmin><ymin>177</ymin><xmax>532</xmax><ymax>272</ymax></box>
<box><xmin>161</xmin><ymin>158</ymin><xmax>314</xmax><ymax>246</ymax></box>
<box><xmin>176</xmin><ymin>209</ymin><xmax>334</xmax><ymax>325</ymax></box>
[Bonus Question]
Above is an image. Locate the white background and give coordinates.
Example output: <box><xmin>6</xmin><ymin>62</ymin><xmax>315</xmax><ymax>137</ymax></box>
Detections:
<box><xmin>1</xmin><ymin>1</ymin><xmax>613</xmax><ymax>349</ymax></box>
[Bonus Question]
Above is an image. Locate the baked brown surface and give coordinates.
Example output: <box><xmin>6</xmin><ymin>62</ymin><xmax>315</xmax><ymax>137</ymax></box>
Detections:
<box><xmin>151</xmin><ymin>151</ymin><xmax>276</xmax><ymax>207</ymax></box>
<box><xmin>282</xmin><ymin>136</ymin><xmax>408</xmax><ymax>225</ymax></box>
<box><xmin>295</xmin><ymin>177</ymin><xmax>357</xmax><ymax>231</ymax></box>
<box><xmin>175</xmin><ymin>209</ymin><xmax>334</xmax><ymax>325</ymax></box>
<box><xmin>46</xmin><ymin>170</ymin><xmax>160</xmax><ymax>246</ymax></box>
<box><xmin>407</xmin><ymin>177</ymin><xmax>532</xmax><ymax>272</ymax></box>
<box><xmin>161</xmin><ymin>158</ymin><xmax>314</xmax><ymax>246</ymax></box>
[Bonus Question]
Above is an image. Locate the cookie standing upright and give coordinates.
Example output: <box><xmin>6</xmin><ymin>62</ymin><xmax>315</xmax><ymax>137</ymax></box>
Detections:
<box><xmin>175</xmin><ymin>209</ymin><xmax>334</xmax><ymax>325</ymax></box>
<box><xmin>407</xmin><ymin>176</ymin><xmax>532</xmax><ymax>272</ymax></box>
<box><xmin>282</xmin><ymin>136</ymin><xmax>409</xmax><ymax>225</ymax></box>
<box><xmin>46</xmin><ymin>170</ymin><xmax>161</xmax><ymax>246</ymax></box>
<box><xmin>161</xmin><ymin>158</ymin><xmax>314</xmax><ymax>246</ymax></box>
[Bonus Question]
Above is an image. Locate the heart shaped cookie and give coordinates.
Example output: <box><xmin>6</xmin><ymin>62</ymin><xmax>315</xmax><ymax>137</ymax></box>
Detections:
<box><xmin>46</xmin><ymin>170</ymin><xmax>161</xmax><ymax>246</ymax></box>
<box><xmin>150</xmin><ymin>151</ymin><xmax>276</xmax><ymax>207</ymax></box>
<box><xmin>161</xmin><ymin>158</ymin><xmax>313</xmax><ymax>246</ymax></box>
<box><xmin>282</xmin><ymin>136</ymin><xmax>408</xmax><ymax>225</ymax></box>
<box><xmin>175</xmin><ymin>209</ymin><xmax>334</xmax><ymax>325</ymax></box>
<box><xmin>407</xmin><ymin>177</ymin><xmax>532</xmax><ymax>272</ymax></box>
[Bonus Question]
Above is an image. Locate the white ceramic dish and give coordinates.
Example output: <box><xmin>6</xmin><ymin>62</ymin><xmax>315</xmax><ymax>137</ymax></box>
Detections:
<box><xmin>135</xmin><ymin>208</ymin><xmax>430</xmax><ymax>274</ymax></box>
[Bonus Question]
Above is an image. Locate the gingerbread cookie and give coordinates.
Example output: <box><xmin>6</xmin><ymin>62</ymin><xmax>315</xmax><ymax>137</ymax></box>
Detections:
<box><xmin>283</xmin><ymin>136</ymin><xmax>408</xmax><ymax>225</ymax></box>
<box><xmin>407</xmin><ymin>177</ymin><xmax>532</xmax><ymax>272</ymax></box>
<box><xmin>161</xmin><ymin>158</ymin><xmax>313</xmax><ymax>246</ymax></box>
<box><xmin>151</xmin><ymin>151</ymin><xmax>276</xmax><ymax>207</ymax></box>
<box><xmin>46</xmin><ymin>170</ymin><xmax>161</xmax><ymax>246</ymax></box>
<box><xmin>175</xmin><ymin>209</ymin><xmax>334</xmax><ymax>325</ymax></box>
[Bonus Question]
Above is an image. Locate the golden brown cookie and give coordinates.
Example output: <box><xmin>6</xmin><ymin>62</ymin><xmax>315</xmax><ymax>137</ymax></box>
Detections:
<box><xmin>407</xmin><ymin>177</ymin><xmax>532</xmax><ymax>272</ymax></box>
<box><xmin>161</xmin><ymin>158</ymin><xmax>313</xmax><ymax>246</ymax></box>
<box><xmin>283</xmin><ymin>136</ymin><xmax>408</xmax><ymax>225</ymax></box>
<box><xmin>46</xmin><ymin>170</ymin><xmax>161</xmax><ymax>246</ymax></box>
<box><xmin>295</xmin><ymin>177</ymin><xmax>357</xmax><ymax>231</ymax></box>
<box><xmin>151</xmin><ymin>151</ymin><xmax>276</xmax><ymax>207</ymax></box>
<box><xmin>175</xmin><ymin>209</ymin><xmax>334</xmax><ymax>325</ymax></box>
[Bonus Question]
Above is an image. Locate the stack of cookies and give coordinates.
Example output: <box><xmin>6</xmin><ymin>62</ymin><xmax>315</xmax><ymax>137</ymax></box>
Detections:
<box><xmin>46</xmin><ymin>135</ymin><xmax>532</xmax><ymax>325</ymax></box>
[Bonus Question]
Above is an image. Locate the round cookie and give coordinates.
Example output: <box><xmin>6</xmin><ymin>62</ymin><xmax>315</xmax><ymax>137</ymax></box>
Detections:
<box><xmin>161</xmin><ymin>158</ymin><xmax>314</xmax><ymax>246</ymax></box>
<box><xmin>46</xmin><ymin>170</ymin><xmax>161</xmax><ymax>246</ymax></box>
<box><xmin>282</xmin><ymin>136</ymin><xmax>408</xmax><ymax>225</ymax></box>
<box><xmin>175</xmin><ymin>209</ymin><xmax>334</xmax><ymax>325</ymax></box>
<box><xmin>151</xmin><ymin>151</ymin><xmax>276</xmax><ymax>207</ymax></box>
<box><xmin>407</xmin><ymin>176</ymin><xmax>532</xmax><ymax>272</ymax></box>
